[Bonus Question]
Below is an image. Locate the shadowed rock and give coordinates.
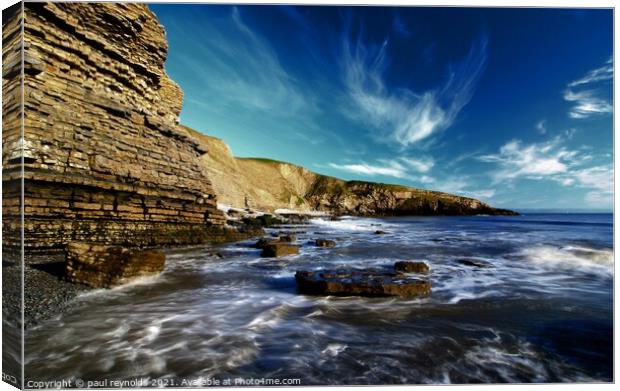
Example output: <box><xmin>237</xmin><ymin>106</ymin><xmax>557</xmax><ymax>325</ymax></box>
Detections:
<box><xmin>254</xmin><ymin>237</ymin><xmax>278</xmax><ymax>249</ymax></box>
<box><xmin>394</xmin><ymin>261</ymin><xmax>430</xmax><ymax>273</ymax></box>
<box><xmin>375</xmin><ymin>230</ymin><xmax>388</xmax><ymax>235</ymax></box>
<box><xmin>315</xmin><ymin>239</ymin><xmax>336</xmax><ymax>248</ymax></box>
<box><xmin>65</xmin><ymin>242</ymin><xmax>165</xmax><ymax>288</ymax></box>
<box><xmin>254</xmin><ymin>234</ymin><xmax>296</xmax><ymax>249</ymax></box>
<box><xmin>456</xmin><ymin>258</ymin><xmax>493</xmax><ymax>268</ymax></box>
<box><xmin>295</xmin><ymin>268</ymin><xmax>430</xmax><ymax>297</ymax></box>
<box><xmin>261</xmin><ymin>243</ymin><xmax>300</xmax><ymax>257</ymax></box>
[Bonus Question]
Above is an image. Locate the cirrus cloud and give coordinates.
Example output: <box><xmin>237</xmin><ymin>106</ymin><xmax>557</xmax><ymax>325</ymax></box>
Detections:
<box><xmin>340</xmin><ymin>29</ymin><xmax>488</xmax><ymax>148</ymax></box>
<box><xmin>563</xmin><ymin>57</ymin><xmax>612</xmax><ymax>119</ymax></box>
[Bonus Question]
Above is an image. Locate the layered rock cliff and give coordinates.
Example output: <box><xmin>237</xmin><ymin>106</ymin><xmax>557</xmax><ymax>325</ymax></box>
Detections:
<box><xmin>2</xmin><ymin>2</ymin><xmax>230</xmax><ymax>254</ymax></box>
<box><xmin>182</xmin><ymin>127</ymin><xmax>516</xmax><ymax>216</ymax></box>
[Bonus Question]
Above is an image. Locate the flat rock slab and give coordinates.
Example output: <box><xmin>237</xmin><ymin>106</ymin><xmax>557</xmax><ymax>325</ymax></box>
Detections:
<box><xmin>261</xmin><ymin>243</ymin><xmax>300</xmax><ymax>257</ymax></box>
<box><xmin>295</xmin><ymin>268</ymin><xmax>430</xmax><ymax>298</ymax></box>
<box><xmin>394</xmin><ymin>261</ymin><xmax>430</xmax><ymax>273</ymax></box>
<box><xmin>66</xmin><ymin>242</ymin><xmax>165</xmax><ymax>288</ymax></box>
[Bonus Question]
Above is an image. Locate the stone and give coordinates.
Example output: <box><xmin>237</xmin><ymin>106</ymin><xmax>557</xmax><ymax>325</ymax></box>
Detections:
<box><xmin>3</xmin><ymin>2</ymin><xmax>230</xmax><ymax>254</ymax></box>
<box><xmin>261</xmin><ymin>243</ymin><xmax>300</xmax><ymax>258</ymax></box>
<box><xmin>279</xmin><ymin>234</ymin><xmax>297</xmax><ymax>242</ymax></box>
<box><xmin>315</xmin><ymin>239</ymin><xmax>336</xmax><ymax>248</ymax></box>
<box><xmin>295</xmin><ymin>269</ymin><xmax>431</xmax><ymax>297</ymax></box>
<box><xmin>254</xmin><ymin>237</ymin><xmax>279</xmax><ymax>249</ymax></box>
<box><xmin>65</xmin><ymin>242</ymin><xmax>165</xmax><ymax>288</ymax></box>
<box><xmin>456</xmin><ymin>259</ymin><xmax>493</xmax><ymax>268</ymax></box>
<box><xmin>394</xmin><ymin>261</ymin><xmax>430</xmax><ymax>273</ymax></box>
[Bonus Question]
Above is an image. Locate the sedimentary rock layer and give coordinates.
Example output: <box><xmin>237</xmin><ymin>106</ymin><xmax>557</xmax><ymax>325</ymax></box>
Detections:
<box><xmin>2</xmin><ymin>2</ymin><xmax>227</xmax><ymax>254</ymax></box>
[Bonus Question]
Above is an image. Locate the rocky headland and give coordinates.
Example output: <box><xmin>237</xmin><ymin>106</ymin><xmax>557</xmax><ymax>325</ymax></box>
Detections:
<box><xmin>182</xmin><ymin>127</ymin><xmax>517</xmax><ymax>218</ymax></box>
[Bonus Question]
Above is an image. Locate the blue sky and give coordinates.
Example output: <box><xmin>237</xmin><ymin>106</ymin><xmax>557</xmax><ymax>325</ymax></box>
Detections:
<box><xmin>150</xmin><ymin>5</ymin><xmax>613</xmax><ymax>210</ymax></box>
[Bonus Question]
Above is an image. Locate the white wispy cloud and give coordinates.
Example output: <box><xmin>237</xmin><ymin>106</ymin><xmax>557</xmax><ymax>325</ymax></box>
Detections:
<box><xmin>563</xmin><ymin>89</ymin><xmax>612</xmax><ymax>119</ymax></box>
<box><xmin>399</xmin><ymin>156</ymin><xmax>434</xmax><ymax>173</ymax></box>
<box><xmin>173</xmin><ymin>7</ymin><xmax>314</xmax><ymax>115</ymax></box>
<box><xmin>419</xmin><ymin>175</ymin><xmax>496</xmax><ymax>201</ymax></box>
<box><xmin>567</xmin><ymin>57</ymin><xmax>613</xmax><ymax>87</ymax></box>
<box><xmin>328</xmin><ymin>160</ymin><xmax>410</xmax><ymax>179</ymax></box>
<box><xmin>327</xmin><ymin>155</ymin><xmax>434</xmax><ymax>179</ymax></box>
<box><xmin>340</xmin><ymin>30</ymin><xmax>487</xmax><ymax>147</ymax></box>
<box><xmin>479</xmin><ymin>137</ymin><xmax>612</xmax><ymax>206</ymax></box>
<box><xmin>572</xmin><ymin>165</ymin><xmax>613</xmax><ymax>192</ymax></box>
<box><xmin>574</xmin><ymin>165</ymin><xmax>613</xmax><ymax>207</ymax></box>
<box><xmin>478</xmin><ymin>138</ymin><xmax>575</xmax><ymax>181</ymax></box>
<box><xmin>564</xmin><ymin>57</ymin><xmax>612</xmax><ymax>119</ymax></box>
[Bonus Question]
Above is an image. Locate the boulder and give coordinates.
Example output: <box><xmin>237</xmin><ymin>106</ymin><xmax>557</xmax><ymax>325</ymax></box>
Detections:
<box><xmin>261</xmin><ymin>243</ymin><xmax>300</xmax><ymax>257</ymax></box>
<box><xmin>394</xmin><ymin>261</ymin><xmax>430</xmax><ymax>273</ymax></box>
<box><xmin>315</xmin><ymin>239</ymin><xmax>336</xmax><ymax>248</ymax></box>
<box><xmin>295</xmin><ymin>268</ymin><xmax>430</xmax><ymax>298</ymax></box>
<box><xmin>65</xmin><ymin>242</ymin><xmax>165</xmax><ymax>288</ymax></box>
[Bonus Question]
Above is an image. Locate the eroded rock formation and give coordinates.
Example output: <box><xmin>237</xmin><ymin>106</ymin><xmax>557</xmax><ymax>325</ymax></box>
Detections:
<box><xmin>65</xmin><ymin>242</ymin><xmax>165</xmax><ymax>288</ymax></box>
<box><xmin>2</xmin><ymin>2</ymin><xmax>232</xmax><ymax>255</ymax></box>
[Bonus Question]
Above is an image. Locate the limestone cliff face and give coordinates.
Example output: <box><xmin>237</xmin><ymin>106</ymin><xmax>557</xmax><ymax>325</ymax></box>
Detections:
<box><xmin>182</xmin><ymin>127</ymin><xmax>517</xmax><ymax>216</ymax></box>
<box><xmin>2</xmin><ymin>2</ymin><xmax>227</xmax><ymax>253</ymax></box>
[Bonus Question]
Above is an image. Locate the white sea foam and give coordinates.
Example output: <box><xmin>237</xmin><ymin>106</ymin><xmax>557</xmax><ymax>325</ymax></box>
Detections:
<box><xmin>517</xmin><ymin>245</ymin><xmax>613</xmax><ymax>277</ymax></box>
<box><xmin>321</xmin><ymin>343</ymin><xmax>347</xmax><ymax>357</ymax></box>
<box><xmin>309</xmin><ymin>217</ymin><xmax>385</xmax><ymax>232</ymax></box>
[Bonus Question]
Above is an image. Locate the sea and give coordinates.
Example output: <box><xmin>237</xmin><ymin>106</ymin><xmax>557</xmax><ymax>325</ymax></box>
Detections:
<box><xmin>24</xmin><ymin>213</ymin><xmax>613</xmax><ymax>385</ymax></box>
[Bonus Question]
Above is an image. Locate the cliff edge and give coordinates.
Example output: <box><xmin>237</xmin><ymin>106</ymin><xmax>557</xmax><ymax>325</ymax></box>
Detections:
<box><xmin>181</xmin><ymin>126</ymin><xmax>517</xmax><ymax>216</ymax></box>
<box><xmin>2</xmin><ymin>3</ymin><xmax>230</xmax><ymax>254</ymax></box>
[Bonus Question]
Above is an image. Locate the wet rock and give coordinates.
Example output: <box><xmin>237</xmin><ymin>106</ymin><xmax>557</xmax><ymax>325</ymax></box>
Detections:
<box><xmin>65</xmin><ymin>242</ymin><xmax>165</xmax><ymax>288</ymax></box>
<box><xmin>456</xmin><ymin>258</ymin><xmax>492</xmax><ymax>268</ymax></box>
<box><xmin>295</xmin><ymin>268</ymin><xmax>430</xmax><ymax>297</ymax></box>
<box><xmin>278</xmin><ymin>230</ymin><xmax>306</xmax><ymax>235</ymax></box>
<box><xmin>243</xmin><ymin>214</ymin><xmax>284</xmax><ymax>228</ymax></box>
<box><xmin>261</xmin><ymin>243</ymin><xmax>300</xmax><ymax>257</ymax></box>
<box><xmin>374</xmin><ymin>230</ymin><xmax>388</xmax><ymax>235</ymax></box>
<box><xmin>394</xmin><ymin>261</ymin><xmax>430</xmax><ymax>273</ymax></box>
<box><xmin>254</xmin><ymin>235</ymin><xmax>296</xmax><ymax>249</ymax></box>
<box><xmin>279</xmin><ymin>234</ymin><xmax>297</xmax><ymax>242</ymax></box>
<box><xmin>315</xmin><ymin>239</ymin><xmax>336</xmax><ymax>248</ymax></box>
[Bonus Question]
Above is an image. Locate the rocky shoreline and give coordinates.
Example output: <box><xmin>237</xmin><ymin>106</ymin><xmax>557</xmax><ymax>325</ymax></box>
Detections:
<box><xmin>8</xmin><ymin>204</ymin><xmax>515</xmax><ymax>329</ymax></box>
<box><xmin>2</xmin><ymin>2</ymin><xmax>519</xmax><ymax>332</ymax></box>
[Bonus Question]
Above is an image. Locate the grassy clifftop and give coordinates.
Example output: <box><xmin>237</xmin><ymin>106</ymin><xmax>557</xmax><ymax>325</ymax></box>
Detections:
<box><xmin>181</xmin><ymin>126</ymin><xmax>517</xmax><ymax>216</ymax></box>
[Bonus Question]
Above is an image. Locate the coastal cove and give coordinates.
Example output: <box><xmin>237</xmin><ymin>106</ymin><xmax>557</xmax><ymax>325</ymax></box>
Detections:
<box><xmin>23</xmin><ymin>213</ymin><xmax>612</xmax><ymax>384</ymax></box>
<box><xmin>1</xmin><ymin>2</ymin><xmax>613</xmax><ymax>387</ymax></box>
